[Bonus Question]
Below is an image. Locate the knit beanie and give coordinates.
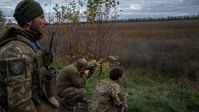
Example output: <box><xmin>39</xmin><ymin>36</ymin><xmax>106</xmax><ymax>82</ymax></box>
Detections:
<box><xmin>13</xmin><ymin>0</ymin><xmax>44</xmax><ymax>27</ymax></box>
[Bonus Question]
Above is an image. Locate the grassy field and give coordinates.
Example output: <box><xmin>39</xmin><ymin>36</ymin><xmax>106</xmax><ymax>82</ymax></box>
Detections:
<box><xmin>86</xmin><ymin>68</ymin><xmax>199</xmax><ymax>112</ymax></box>
<box><xmin>43</xmin><ymin>19</ymin><xmax>199</xmax><ymax>78</ymax></box>
<box><xmin>123</xmin><ymin>69</ymin><xmax>199</xmax><ymax>112</ymax></box>
<box><xmin>50</xmin><ymin>19</ymin><xmax>199</xmax><ymax>112</ymax></box>
<box><xmin>54</xmin><ymin>62</ymin><xmax>199</xmax><ymax>112</ymax></box>
<box><xmin>1</xmin><ymin>19</ymin><xmax>199</xmax><ymax>111</ymax></box>
<box><xmin>2</xmin><ymin>20</ymin><xmax>199</xmax><ymax>76</ymax></box>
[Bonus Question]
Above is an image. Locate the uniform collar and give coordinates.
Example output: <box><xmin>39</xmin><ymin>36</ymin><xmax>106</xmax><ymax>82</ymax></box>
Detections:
<box><xmin>22</xmin><ymin>30</ymin><xmax>42</xmax><ymax>42</ymax></box>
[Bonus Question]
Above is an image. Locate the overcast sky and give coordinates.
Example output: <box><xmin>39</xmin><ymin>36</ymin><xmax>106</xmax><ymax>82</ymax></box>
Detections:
<box><xmin>0</xmin><ymin>0</ymin><xmax>199</xmax><ymax>20</ymax></box>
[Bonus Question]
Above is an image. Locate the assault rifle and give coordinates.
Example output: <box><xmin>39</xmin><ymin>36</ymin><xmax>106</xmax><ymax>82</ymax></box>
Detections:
<box><xmin>86</xmin><ymin>59</ymin><xmax>106</xmax><ymax>79</ymax></box>
<box><xmin>86</xmin><ymin>59</ymin><xmax>106</xmax><ymax>71</ymax></box>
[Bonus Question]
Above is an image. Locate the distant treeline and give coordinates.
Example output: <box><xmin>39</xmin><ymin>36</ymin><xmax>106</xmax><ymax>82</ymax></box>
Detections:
<box><xmin>104</xmin><ymin>15</ymin><xmax>199</xmax><ymax>23</ymax></box>
<box><xmin>3</xmin><ymin>15</ymin><xmax>199</xmax><ymax>25</ymax></box>
<box><xmin>48</xmin><ymin>15</ymin><xmax>199</xmax><ymax>25</ymax></box>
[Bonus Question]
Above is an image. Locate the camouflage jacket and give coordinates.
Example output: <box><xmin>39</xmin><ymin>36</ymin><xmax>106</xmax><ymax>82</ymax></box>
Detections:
<box><xmin>0</xmin><ymin>27</ymin><xmax>55</xmax><ymax>112</ymax></box>
<box><xmin>56</xmin><ymin>63</ymin><xmax>86</xmax><ymax>102</ymax></box>
<box><xmin>89</xmin><ymin>79</ymin><xmax>128</xmax><ymax>112</ymax></box>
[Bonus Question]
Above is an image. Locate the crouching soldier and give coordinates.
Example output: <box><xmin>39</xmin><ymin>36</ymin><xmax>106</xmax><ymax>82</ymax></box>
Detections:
<box><xmin>56</xmin><ymin>58</ymin><xmax>97</xmax><ymax>112</ymax></box>
<box><xmin>89</xmin><ymin>68</ymin><xmax>128</xmax><ymax>112</ymax></box>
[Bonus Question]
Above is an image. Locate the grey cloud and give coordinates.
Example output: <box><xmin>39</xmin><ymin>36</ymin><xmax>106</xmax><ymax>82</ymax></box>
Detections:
<box><xmin>184</xmin><ymin>0</ymin><xmax>199</xmax><ymax>5</ymax></box>
<box><xmin>118</xmin><ymin>0</ymin><xmax>199</xmax><ymax>19</ymax></box>
<box><xmin>0</xmin><ymin>0</ymin><xmax>199</xmax><ymax>19</ymax></box>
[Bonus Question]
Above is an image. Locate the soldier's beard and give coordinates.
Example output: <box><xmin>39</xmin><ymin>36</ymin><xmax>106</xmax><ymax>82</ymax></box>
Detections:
<box><xmin>30</xmin><ymin>20</ymin><xmax>44</xmax><ymax>38</ymax></box>
<box><xmin>23</xmin><ymin>30</ymin><xmax>43</xmax><ymax>42</ymax></box>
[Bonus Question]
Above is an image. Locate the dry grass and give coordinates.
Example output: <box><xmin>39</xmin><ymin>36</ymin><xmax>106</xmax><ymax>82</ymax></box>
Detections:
<box><xmin>41</xmin><ymin>19</ymin><xmax>199</xmax><ymax>78</ymax></box>
<box><xmin>1</xmin><ymin>19</ymin><xmax>199</xmax><ymax>77</ymax></box>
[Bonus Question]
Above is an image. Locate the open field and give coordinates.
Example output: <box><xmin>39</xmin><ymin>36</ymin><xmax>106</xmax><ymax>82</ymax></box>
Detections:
<box><xmin>49</xmin><ymin>19</ymin><xmax>199</xmax><ymax>112</ymax></box>
<box><xmin>1</xmin><ymin>19</ymin><xmax>199</xmax><ymax>112</ymax></box>
<box><xmin>41</xmin><ymin>19</ymin><xmax>199</xmax><ymax>78</ymax></box>
<box><xmin>54</xmin><ymin>62</ymin><xmax>199</xmax><ymax>112</ymax></box>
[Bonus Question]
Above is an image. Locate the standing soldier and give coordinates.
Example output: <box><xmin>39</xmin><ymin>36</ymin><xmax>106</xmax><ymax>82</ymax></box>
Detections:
<box><xmin>0</xmin><ymin>0</ymin><xmax>59</xmax><ymax>112</ymax></box>
<box><xmin>89</xmin><ymin>68</ymin><xmax>128</xmax><ymax>112</ymax></box>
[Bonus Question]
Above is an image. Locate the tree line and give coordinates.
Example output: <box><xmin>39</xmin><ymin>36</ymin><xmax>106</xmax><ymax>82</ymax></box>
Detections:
<box><xmin>113</xmin><ymin>15</ymin><xmax>199</xmax><ymax>23</ymax></box>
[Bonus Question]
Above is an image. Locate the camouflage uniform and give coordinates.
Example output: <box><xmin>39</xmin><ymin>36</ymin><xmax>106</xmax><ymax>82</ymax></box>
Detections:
<box><xmin>56</xmin><ymin>62</ymin><xmax>89</xmax><ymax>112</ymax></box>
<box><xmin>0</xmin><ymin>27</ymin><xmax>57</xmax><ymax>112</ymax></box>
<box><xmin>89</xmin><ymin>79</ymin><xmax>128</xmax><ymax>112</ymax></box>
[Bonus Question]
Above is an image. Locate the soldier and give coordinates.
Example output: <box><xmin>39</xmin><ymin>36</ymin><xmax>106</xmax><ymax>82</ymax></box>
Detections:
<box><xmin>108</xmin><ymin>55</ymin><xmax>120</xmax><ymax>69</ymax></box>
<box><xmin>0</xmin><ymin>0</ymin><xmax>59</xmax><ymax>112</ymax></box>
<box><xmin>89</xmin><ymin>68</ymin><xmax>128</xmax><ymax>112</ymax></box>
<box><xmin>56</xmin><ymin>58</ymin><xmax>97</xmax><ymax>112</ymax></box>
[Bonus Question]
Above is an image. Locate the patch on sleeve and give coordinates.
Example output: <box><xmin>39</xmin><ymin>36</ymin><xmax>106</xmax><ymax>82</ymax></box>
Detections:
<box><xmin>7</xmin><ymin>59</ymin><xmax>26</xmax><ymax>77</ymax></box>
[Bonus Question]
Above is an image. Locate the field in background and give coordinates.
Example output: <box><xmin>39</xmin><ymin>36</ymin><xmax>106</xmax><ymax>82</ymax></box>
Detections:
<box><xmin>54</xmin><ymin>62</ymin><xmax>199</xmax><ymax>112</ymax></box>
<box><xmin>1</xmin><ymin>19</ymin><xmax>199</xmax><ymax>112</ymax></box>
<box><xmin>42</xmin><ymin>19</ymin><xmax>199</xmax><ymax>79</ymax></box>
<box><xmin>47</xmin><ymin>19</ymin><xmax>199</xmax><ymax>112</ymax></box>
